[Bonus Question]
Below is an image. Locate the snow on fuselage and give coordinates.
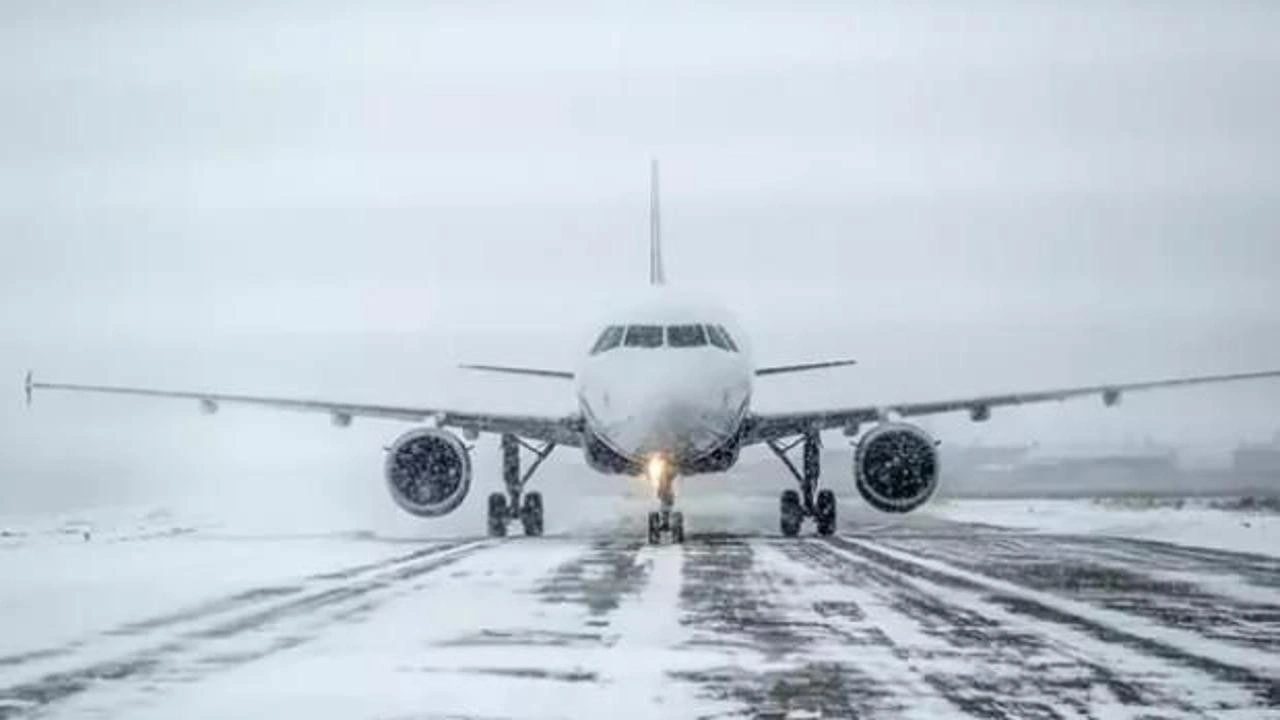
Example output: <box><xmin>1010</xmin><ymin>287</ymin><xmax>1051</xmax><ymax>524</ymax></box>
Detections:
<box><xmin>575</xmin><ymin>291</ymin><xmax>753</xmax><ymax>473</ymax></box>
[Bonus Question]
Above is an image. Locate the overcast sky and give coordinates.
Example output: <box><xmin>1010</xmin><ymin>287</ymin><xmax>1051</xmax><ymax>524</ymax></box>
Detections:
<box><xmin>2</xmin><ymin>1</ymin><xmax>1278</xmax><ymax>513</ymax></box>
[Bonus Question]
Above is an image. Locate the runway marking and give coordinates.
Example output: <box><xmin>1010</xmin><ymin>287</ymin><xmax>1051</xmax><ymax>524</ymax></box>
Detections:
<box><xmin>0</xmin><ymin>539</ymin><xmax>491</xmax><ymax>719</ymax></box>
<box><xmin>601</xmin><ymin>543</ymin><xmax>699</xmax><ymax>710</ymax></box>
<box><xmin>829</xmin><ymin>536</ymin><xmax>1280</xmax><ymax>708</ymax></box>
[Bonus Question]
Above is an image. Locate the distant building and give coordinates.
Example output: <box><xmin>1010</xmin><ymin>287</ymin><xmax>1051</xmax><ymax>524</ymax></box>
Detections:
<box><xmin>1232</xmin><ymin>433</ymin><xmax>1280</xmax><ymax>476</ymax></box>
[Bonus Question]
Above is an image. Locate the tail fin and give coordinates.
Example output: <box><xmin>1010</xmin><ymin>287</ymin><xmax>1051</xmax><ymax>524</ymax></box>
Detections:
<box><xmin>649</xmin><ymin>158</ymin><xmax>665</xmax><ymax>286</ymax></box>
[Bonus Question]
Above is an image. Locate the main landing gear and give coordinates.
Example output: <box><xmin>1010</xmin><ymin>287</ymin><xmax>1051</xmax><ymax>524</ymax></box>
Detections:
<box><xmin>487</xmin><ymin>434</ymin><xmax>556</xmax><ymax>537</ymax></box>
<box><xmin>647</xmin><ymin>462</ymin><xmax>685</xmax><ymax>545</ymax></box>
<box><xmin>767</xmin><ymin>431</ymin><xmax>836</xmax><ymax>538</ymax></box>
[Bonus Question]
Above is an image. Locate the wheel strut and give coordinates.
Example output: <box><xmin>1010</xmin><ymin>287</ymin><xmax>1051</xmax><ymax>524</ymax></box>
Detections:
<box><xmin>490</xmin><ymin>434</ymin><xmax>555</xmax><ymax>537</ymax></box>
<box><xmin>767</xmin><ymin>430</ymin><xmax>836</xmax><ymax>536</ymax></box>
<box><xmin>500</xmin><ymin>434</ymin><xmax>555</xmax><ymax>516</ymax></box>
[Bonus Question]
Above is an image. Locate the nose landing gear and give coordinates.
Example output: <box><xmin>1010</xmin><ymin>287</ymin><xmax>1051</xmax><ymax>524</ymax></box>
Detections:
<box><xmin>646</xmin><ymin>464</ymin><xmax>685</xmax><ymax>544</ymax></box>
<box><xmin>767</xmin><ymin>431</ymin><xmax>837</xmax><ymax>538</ymax></box>
<box><xmin>487</xmin><ymin>434</ymin><xmax>556</xmax><ymax>537</ymax></box>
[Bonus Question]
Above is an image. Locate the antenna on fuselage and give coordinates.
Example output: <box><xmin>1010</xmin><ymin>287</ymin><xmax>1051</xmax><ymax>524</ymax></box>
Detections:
<box><xmin>649</xmin><ymin>158</ymin><xmax>665</xmax><ymax>287</ymax></box>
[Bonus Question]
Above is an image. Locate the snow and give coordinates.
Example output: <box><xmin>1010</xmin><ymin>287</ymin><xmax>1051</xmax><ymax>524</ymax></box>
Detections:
<box><xmin>0</xmin><ymin>505</ymin><xmax>437</xmax><ymax>661</ymax></box>
<box><xmin>927</xmin><ymin>498</ymin><xmax>1280</xmax><ymax>558</ymax></box>
<box><xmin>2</xmin><ymin>495</ymin><xmax>1279</xmax><ymax>718</ymax></box>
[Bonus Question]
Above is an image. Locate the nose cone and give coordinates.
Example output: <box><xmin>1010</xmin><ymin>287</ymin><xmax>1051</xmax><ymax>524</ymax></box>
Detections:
<box><xmin>631</xmin><ymin>395</ymin><xmax>733</xmax><ymax>457</ymax></box>
<box><xmin>597</xmin><ymin>377</ymin><xmax>743</xmax><ymax>463</ymax></box>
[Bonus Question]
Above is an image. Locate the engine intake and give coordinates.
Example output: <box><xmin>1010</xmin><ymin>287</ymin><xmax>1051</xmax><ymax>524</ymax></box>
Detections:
<box><xmin>384</xmin><ymin>428</ymin><xmax>472</xmax><ymax>517</ymax></box>
<box><xmin>854</xmin><ymin>422</ymin><xmax>939</xmax><ymax>513</ymax></box>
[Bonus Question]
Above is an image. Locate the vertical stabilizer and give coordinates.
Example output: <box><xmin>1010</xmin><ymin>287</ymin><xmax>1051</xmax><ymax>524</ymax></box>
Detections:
<box><xmin>649</xmin><ymin>158</ymin><xmax>665</xmax><ymax>286</ymax></box>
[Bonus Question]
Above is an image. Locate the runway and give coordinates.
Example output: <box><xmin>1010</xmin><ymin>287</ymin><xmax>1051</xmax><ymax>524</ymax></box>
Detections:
<box><xmin>0</xmin><ymin>512</ymin><xmax>1277</xmax><ymax>719</ymax></box>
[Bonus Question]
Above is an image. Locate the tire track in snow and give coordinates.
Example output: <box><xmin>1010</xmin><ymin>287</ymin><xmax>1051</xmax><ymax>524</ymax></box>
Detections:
<box><xmin>0</xmin><ymin>539</ymin><xmax>472</xmax><ymax>675</ymax></box>
<box><xmin>672</xmin><ymin>535</ymin><xmax>901</xmax><ymax>719</ymax></box>
<box><xmin>825</xmin><ymin>535</ymin><xmax>1279</xmax><ymax>712</ymax></box>
<box><xmin>779</xmin><ymin>539</ymin><xmax>1183</xmax><ymax>719</ymax></box>
<box><xmin>0</xmin><ymin>539</ymin><xmax>490</xmax><ymax>719</ymax></box>
<box><xmin>874</xmin><ymin>533</ymin><xmax>1280</xmax><ymax>654</ymax></box>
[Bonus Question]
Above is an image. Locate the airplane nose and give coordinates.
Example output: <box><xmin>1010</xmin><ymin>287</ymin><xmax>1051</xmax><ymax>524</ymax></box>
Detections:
<box><xmin>632</xmin><ymin>393</ymin><xmax>736</xmax><ymax>457</ymax></box>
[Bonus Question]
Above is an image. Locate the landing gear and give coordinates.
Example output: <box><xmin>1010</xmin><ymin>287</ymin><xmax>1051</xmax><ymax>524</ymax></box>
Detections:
<box><xmin>487</xmin><ymin>434</ymin><xmax>555</xmax><ymax>537</ymax></box>
<box><xmin>487</xmin><ymin>492</ymin><xmax>508</xmax><ymax>537</ymax></box>
<box><xmin>647</xmin><ymin>509</ymin><xmax>685</xmax><ymax>544</ymax></box>
<box><xmin>767</xmin><ymin>431</ymin><xmax>837</xmax><ymax>538</ymax></box>
<box><xmin>520</xmin><ymin>492</ymin><xmax>544</xmax><ymax>537</ymax></box>
<box><xmin>780</xmin><ymin>489</ymin><xmax>802</xmax><ymax>537</ymax></box>
<box><xmin>815</xmin><ymin>488</ymin><xmax>837</xmax><ymax>536</ymax></box>
<box><xmin>646</xmin><ymin>463</ymin><xmax>685</xmax><ymax>544</ymax></box>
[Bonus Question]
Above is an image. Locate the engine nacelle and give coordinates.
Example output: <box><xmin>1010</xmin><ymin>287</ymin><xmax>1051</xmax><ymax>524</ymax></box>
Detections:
<box><xmin>384</xmin><ymin>427</ymin><xmax>472</xmax><ymax>517</ymax></box>
<box><xmin>854</xmin><ymin>422</ymin><xmax>940</xmax><ymax>513</ymax></box>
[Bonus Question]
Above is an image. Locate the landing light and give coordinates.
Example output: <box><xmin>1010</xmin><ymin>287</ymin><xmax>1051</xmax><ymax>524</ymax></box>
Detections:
<box><xmin>646</xmin><ymin>454</ymin><xmax>668</xmax><ymax>488</ymax></box>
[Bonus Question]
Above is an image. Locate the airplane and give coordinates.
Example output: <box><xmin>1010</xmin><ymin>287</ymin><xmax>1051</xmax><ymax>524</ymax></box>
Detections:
<box><xmin>24</xmin><ymin>161</ymin><xmax>1280</xmax><ymax>544</ymax></box>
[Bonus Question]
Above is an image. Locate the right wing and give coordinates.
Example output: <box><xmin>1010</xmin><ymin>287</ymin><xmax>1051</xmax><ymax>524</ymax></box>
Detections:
<box><xmin>744</xmin><ymin>368</ymin><xmax>1280</xmax><ymax>444</ymax></box>
<box><xmin>25</xmin><ymin>372</ymin><xmax>583</xmax><ymax>447</ymax></box>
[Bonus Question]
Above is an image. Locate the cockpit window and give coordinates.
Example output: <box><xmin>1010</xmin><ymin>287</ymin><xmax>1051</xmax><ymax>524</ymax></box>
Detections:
<box><xmin>667</xmin><ymin>324</ymin><xmax>707</xmax><ymax>348</ymax></box>
<box><xmin>623</xmin><ymin>325</ymin><xmax>664</xmax><ymax>348</ymax></box>
<box><xmin>590</xmin><ymin>325</ymin><xmax>624</xmax><ymax>355</ymax></box>
<box><xmin>707</xmin><ymin>324</ymin><xmax>739</xmax><ymax>352</ymax></box>
<box><xmin>706</xmin><ymin>324</ymin><xmax>730</xmax><ymax>350</ymax></box>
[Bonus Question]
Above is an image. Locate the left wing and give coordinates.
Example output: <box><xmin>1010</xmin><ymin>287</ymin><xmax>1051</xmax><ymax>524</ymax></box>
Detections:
<box><xmin>25</xmin><ymin>372</ymin><xmax>583</xmax><ymax>446</ymax></box>
<box><xmin>743</xmin><ymin>368</ymin><xmax>1280</xmax><ymax>444</ymax></box>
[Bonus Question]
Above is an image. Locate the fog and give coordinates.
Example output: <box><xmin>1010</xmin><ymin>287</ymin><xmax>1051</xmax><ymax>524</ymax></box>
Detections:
<box><xmin>2</xmin><ymin>1</ymin><xmax>1278</xmax><ymax>517</ymax></box>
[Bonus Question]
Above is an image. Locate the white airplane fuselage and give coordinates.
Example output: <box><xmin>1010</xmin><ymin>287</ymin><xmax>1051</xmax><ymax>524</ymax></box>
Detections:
<box><xmin>574</xmin><ymin>292</ymin><xmax>754</xmax><ymax>474</ymax></box>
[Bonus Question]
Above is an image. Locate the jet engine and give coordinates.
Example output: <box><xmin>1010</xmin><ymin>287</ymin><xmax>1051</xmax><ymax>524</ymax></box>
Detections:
<box><xmin>854</xmin><ymin>422</ymin><xmax>939</xmax><ymax>513</ymax></box>
<box><xmin>384</xmin><ymin>427</ymin><xmax>472</xmax><ymax>517</ymax></box>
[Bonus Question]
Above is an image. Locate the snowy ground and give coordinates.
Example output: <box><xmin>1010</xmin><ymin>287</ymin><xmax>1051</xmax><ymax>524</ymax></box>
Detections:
<box><xmin>1</xmin><ymin>494</ymin><xmax>1279</xmax><ymax>719</ymax></box>
<box><xmin>930</xmin><ymin>498</ymin><xmax>1280</xmax><ymax>559</ymax></box>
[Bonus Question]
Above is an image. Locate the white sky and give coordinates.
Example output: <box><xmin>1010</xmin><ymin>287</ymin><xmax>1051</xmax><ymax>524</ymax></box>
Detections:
<box><xmin>1</xmin><ymin>0</ymin><xmax>1278</xmax><ymax>510</ymax></box>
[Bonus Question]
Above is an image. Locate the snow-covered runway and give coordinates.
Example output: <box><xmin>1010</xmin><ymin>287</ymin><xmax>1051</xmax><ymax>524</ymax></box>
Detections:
<box><xmin>2</xmin><ymin>515</ymin><xmax>1278</xmax><ymax>719</ymax></box>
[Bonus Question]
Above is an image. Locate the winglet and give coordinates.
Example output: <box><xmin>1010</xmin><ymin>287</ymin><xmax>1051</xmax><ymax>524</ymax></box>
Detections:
<box><xmin>649</xmin><ymin>158</ymin><xmax>665</xmax><ymax>286</ymax></box>
<box><xmin>24</xmin><ymin>370</ymin><xmax>33</xmax><ymax>407</ymax></box>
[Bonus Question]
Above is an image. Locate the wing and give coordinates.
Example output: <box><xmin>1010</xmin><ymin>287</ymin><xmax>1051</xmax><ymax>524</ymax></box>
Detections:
<box><xmin>24</xmin><ymin>372</ymin><xmax>583</xmax><ymax>447</ymax></box>
<box><xmin>743</xmin><ymin>368</ymin><xmax>1280</xmax><ymax>444</ymax></box>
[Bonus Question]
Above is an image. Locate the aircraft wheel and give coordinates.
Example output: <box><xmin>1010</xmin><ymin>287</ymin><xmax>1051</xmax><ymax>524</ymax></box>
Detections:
<box><xmin>670</xmin><ymin>511</ymin><xmax>685</xmax><ymax>544</ymax></box>
<box><xmin>780</xmin><ymin>490</ymin><xmax>802</xmax><ymax>538</ymax></box>
<box><xmin>815</xmin><ymin>489</ymin><xmax>837</xmax><ymax>537</ymax></box>
<box><xmin>487</xmin><ymin>492</ymin><xmax>508</xmax><ymax>537</ymax></box>
<box><xmin>647</xmin><ymin>511</ymin><xmax>662</xmax><ymax>545</ymax></box>
<box><xmin>520</xmin><ymin>492</ymin><xmax>544</xmax><ymax>537</ymax></box>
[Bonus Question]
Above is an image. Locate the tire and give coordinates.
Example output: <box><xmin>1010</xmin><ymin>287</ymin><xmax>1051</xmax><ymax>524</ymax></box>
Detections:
<box><xmin>780</xmin><ymin>489</ymin><xmax>802</xmax><ymax>538</ymax></box>
<box><xmin>670</xmin><ymin>511</ymin><xmax>685</xmax><ymax>544</ymax></box>
<box><xmin>647</xmin><ymin>511</ymin><xmax>662</xmax><ymax>545</ymax></box>
<box><xmin>487</xmin><ymin>492</ymin><xmax>508</xmax><ymax>537</ymax></box>
<box><xmin>815</xmin><ymin>489</ymin><xmax>837</xmax><ymax>537</ymax></box>
<box><xmin>521</xmin><ymin>492</ymin><xmax>544</xmax><ymax>537</ymax></box>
